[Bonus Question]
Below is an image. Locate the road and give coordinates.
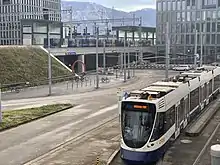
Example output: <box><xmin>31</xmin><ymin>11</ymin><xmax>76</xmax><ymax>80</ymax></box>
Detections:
<box><xmin>0</xmin><ymin>70</ymin><xmax>178</xmax><ymax>165</ymax></box>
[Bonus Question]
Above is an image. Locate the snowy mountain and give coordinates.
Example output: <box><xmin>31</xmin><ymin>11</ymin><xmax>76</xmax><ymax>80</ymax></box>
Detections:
<box><xmin>61</xmin><ymin>1</ymin><xmax>156</xmax><ymax>35</ymax></box>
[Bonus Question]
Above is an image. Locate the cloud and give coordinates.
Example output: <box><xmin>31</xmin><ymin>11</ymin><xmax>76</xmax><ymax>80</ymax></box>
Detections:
<box><xmin>65</xmin><ymin>0</ymin><xmax>156</xmax><ymax>11</ymax></box>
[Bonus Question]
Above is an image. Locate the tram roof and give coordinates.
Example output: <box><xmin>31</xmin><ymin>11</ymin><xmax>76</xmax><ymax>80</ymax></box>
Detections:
<box><xmin>152</xmin><ymin>81</ymin><xmax>182</xmax><ymax>88</ymax></box>
<box><xmin>141</xmin><ymin>86</ymin><xmax>175</xmax><ymax>93</ymax></box>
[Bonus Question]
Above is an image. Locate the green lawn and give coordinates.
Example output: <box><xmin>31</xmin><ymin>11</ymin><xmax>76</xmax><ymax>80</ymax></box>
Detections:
<box><xmin>0</xmin><ymin>46</ymin><xmax>71</xmax><ymax>85</ymax></box>
<box><xmin>0</xmin><ymin>104</ymin><xmax>73</xmax><ymax>131</ymax></box>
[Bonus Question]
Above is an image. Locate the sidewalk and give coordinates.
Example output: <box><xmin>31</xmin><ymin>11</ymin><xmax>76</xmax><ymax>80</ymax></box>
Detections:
<box><xmin>1</xmin><ymin>74</ymin><xmax>132</xmax><ymax>101</ymax></box>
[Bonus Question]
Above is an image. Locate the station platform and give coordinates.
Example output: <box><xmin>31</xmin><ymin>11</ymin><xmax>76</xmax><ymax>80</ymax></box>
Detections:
<box><xmin>185</xmin><ymin>97</ymin><xmax>220</xmax><ymax>136</ymax></box>
<box><xmin>163</xmin><ymin>103</ymin><xmax>220</xmax><ymax>165</ymax></box>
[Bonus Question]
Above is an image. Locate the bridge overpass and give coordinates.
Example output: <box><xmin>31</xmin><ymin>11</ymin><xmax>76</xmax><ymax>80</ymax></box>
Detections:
<box><xmin>48</xmin><ymin>46</ymin><xmax>156</xmax><ymax>56</ymax></box>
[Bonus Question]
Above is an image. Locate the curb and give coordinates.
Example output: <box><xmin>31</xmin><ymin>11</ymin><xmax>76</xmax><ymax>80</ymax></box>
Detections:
<box><xmin>106</xmin><ymin>147</ymin><xmax>120</xmax><ymax>165</ymax></box>
<box><xmin>185</xmin><ymin>98</ymin><xmax>220</xmax><ymax>137</ymax></box>
<box><xmin>0</xmin><ymin>105</ymin><xmax>74</xmax><ymax>132</ymax></box>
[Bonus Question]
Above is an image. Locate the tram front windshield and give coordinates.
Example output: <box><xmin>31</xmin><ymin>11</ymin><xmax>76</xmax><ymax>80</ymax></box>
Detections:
<box><xmin>121</xmin><ymin>102</ymin><xmax>156</xmax><ymax>148</ymax></box>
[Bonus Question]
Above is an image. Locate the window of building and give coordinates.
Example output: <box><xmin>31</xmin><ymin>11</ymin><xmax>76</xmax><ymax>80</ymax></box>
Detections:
<box><xmin>177</xmin><ymin>1</ymin><xmax>181</xmax><ymax>10</ymax></box>
<box><xmin>157</xmin><ymin>2</ymin><xmax>162</xmax><ymax>11</ymax></box>
<box><xmin>172</xmin><ymin>1</ymin><xmax>176</xmax><ymax>10</ymax></box>
<box><xmin>163</xmin><ymin>1</ymin><xmax>166</xmax><ymax>11</ymax></box>
<box><xmin>182</xmin><ymin>12</ymin><xmax>185</xmax><ymax>21</ymax></box>
<box><xmin>212</xmin><ymin>22</ymin><xmax>216</xmax><ymax>32</ymax></box>
<box><xmin>202</xmin><ymin>11</ymin><xmax>206</xmax><ymax>20</ymax></box>
<box><xmin>177</xmin><ymin>12</ymin><xmax>181</xmax><ymax>21</ymax></box>
<box><xmin>182</xmin><ymin>0</ymin><xmax>186</xmax><ymax>10</ymax></box>
<box><xmin>3</xmin><ymin>0</ymin><xmax>10</xmax><ymax>5</ymax></box>
<box><xmin>191</xmin><ymin>34</ymin><xmax>195</xmax><ymax>44</ymax></box>
<box><xmin>187</xmin><ymin>12</ymin><xmax>191</xmax><ymax>21</ymax></box>
<box><xmin>206</xmin><ymin>34</ymin><xmax>211</xmax><ymax>44</ymax></box>
<box><xmin>207</xmin><ymin>22</ymin><xmax>211</xmax><ymax>32</ymax></box>
<box><xmin>196</xmin><ymin>23</ymin><xmax>200</xmax><ymax>32</ymax></box>
<box><xmin>186</xmin><ymin>34</ymin><xmax>190</xmax><ymax>44</ymax></box>
<box><xmin>186</xmin><ymin>0</ymin><xmax>190</xmax><ymax>6</ymax></box>
<box><xmin>211</xmin><ymin>34</ymin><xmax>216</xmax><ymax>44</ymax></box>
<box><xmin>217</xmin><ymin>34</ymin><xmax>220</xmax><ymax>44</ymax></box>
<box><xmin>168</xmin><ymin>1</ymin><xmax>171</xmax><ymax>10</ymax></box>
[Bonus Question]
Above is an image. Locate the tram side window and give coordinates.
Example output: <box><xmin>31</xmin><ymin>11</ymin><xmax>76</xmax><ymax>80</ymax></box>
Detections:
<box><xmin>190</xmin><ymin>88</ymin><xmax>199</xmax><ymax>111</ymax></box>
<box><xmin>214</xmin><ymin>75</ymin><xmax>220</xmax><ymax>91</ymax></box>
<box><xmin>208</xmin><ymin>80</ymin><xmax>212</xmax><ymax>96</ymax></box>
<box><xmin>164</xmin><ymin>106</ymin><xmax>175</xmax><ymax>132</ymax></box>
<box><xmin>204</xmin><ymin>83</ymin><xmax>207</xmax><ymax>100</ymax></box>
<box><xmin>150</xmin><ymin>112</ymin><xmax>165</xmax><ymax>142</ymax></box>
<box><xmin>199</xmin><ymin>86</ymin><xmax>204</xmax><ymax>102</ymax></box>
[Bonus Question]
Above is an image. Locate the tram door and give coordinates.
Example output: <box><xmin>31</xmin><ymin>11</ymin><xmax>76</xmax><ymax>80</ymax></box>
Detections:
<box><xmin>200</xmin><ymin>85</ymin><xmax>205</xmax><ymax>110</ymax></box>
<box><xmin>175</xmin><ymin>102</ymin><xmax>181</xmax><ymax>138</ymax></box>
<box><xmin>184</xmin><ymin>96</ymin><xmax>189</xmax><ymax>128</ymax></box>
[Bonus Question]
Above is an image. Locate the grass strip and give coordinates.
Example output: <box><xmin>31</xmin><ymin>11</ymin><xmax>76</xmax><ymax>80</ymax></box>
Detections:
<box><xmin>0</xmin><ymin>104</ymin><xmax>73</xmax><ymax>131</ymax></box>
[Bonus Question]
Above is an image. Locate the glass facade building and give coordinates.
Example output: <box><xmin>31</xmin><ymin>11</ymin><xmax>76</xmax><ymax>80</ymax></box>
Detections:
<box><xmin>0</xmin><ymin>0</ymin><xmax>61</xmax><ymax>45</ymax></box>
<box><xmin>156</xmin><ymin>0</ymin><xmax>220</xmax><ymax>63</ymax></box>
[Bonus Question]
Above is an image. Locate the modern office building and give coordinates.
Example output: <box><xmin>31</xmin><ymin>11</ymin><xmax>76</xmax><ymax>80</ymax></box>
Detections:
<box><xmin>0</xmin><ymin>0</ymin><xmax>62</xmax><ymax>45</ymax></box>
<box><xmin>156</xmin><ymin>0</ymin><xmax>220</xmax><ymax>63</ymax></box>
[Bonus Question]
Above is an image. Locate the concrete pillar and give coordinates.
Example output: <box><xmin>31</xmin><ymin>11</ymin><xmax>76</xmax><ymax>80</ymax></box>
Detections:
<box><xmin>152</xmin><ymin>32</ymin><xmax>155</xmax><ymax>45</ymax></box>
<box><xmin>125</xmin><ymin>31</ymin><xmax>127</xmax><ymax>45</ymax></box>
<box><xmin>77</xmin><ymin>54</ymin><xmax>85</xmax><ymax>72</ymax></box>
<box><xmin>211</xmin><ymin>144</ymin><xmax>220</xmax><ymax>165</ymax></box>
<box><xmin>132</xmin><ymin>31</ymin><xmax>135</xmax><ymax>44</ymax></box>
<box><xmin>116</xmin><ymin>30</ymin><xmax>119</xmax><ymax>41</ymax></box>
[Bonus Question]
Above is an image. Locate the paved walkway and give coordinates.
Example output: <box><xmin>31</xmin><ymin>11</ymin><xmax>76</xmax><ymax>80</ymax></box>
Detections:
<box><xmin>163</xmin><ymin>108</ymin><xmax>220</xmax><ymax>165</ymax></box>
<box><xmin>1</xmin><ymin>74</ymin><xmax>127</xmax><ymax>101</ymax></box>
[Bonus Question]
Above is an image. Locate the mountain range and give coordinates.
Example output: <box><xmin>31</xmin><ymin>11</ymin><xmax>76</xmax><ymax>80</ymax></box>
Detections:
<box><xmin>61</xmin><ymin>1</ymin><xmax>156</xmax><ymax>34</ymax></box>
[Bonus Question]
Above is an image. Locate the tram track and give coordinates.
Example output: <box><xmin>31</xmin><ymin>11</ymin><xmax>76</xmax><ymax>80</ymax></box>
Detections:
<box><xmin>23</xmin><ymin>115</ymin><xmax>119</xmax><ymax>165</ymax></box>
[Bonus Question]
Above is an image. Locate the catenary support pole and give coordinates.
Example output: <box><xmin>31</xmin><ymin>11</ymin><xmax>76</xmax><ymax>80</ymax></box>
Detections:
<box><xmin>103</xmin><ymin>40</ymin><xmax>106</xmax><ymax>72</ymax></box>
<box><xmin>165</xmin><ymin>22</ymin><xmax>170</xmax><ymax>79</ymax></box>
<box><xmin>95</xmin><ymin>25</ymin><xmax>99</xmax><ymax>89</ymax></box>
<box><xmin>200</xmin><ymin>33</ymin><xmax>203</xmax><ymax>67</ymax></box>
<box><xmin>127</xmin><ymin>42</ymin><xmax>130</xmax><ymax>79</ymax></box>
<box><xmin>48</xmin><ymin>24</ymin><xmax>52</xmax><ymax>96</ymax></box>
<box><xmin>194</xmin><ymin>29</ymin><xmax>198</xmax><ymax>69</ymax></box>
<box><xmin>123</xmin><ymin>32</ymin><xmax>126</xmax><ymax>82</ymax></box>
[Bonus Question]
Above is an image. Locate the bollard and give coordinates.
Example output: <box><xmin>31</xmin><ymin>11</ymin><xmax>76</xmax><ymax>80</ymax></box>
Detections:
<box><xmin>96</xmin><ymin>156</ymin><xmax>100</xmax><ymax>165</ymax></box>
<box><xmin>211</xmin><ymin>144</ymin><xmax>220</xmax><ymax>165</ymax></box>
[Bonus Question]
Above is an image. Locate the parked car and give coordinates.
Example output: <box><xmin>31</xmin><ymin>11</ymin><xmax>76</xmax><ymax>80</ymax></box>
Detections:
<box><xmin>172</xmin><ymin>65</ymin><xmax>190</xmax><ymax>71</ymax></box>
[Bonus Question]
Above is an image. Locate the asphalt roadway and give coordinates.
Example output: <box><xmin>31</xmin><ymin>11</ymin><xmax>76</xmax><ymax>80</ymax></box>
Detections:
<box><xmin>0</xmin><ymin>70</ymin><xmax>178</xmax><ymax>165</ymax></box>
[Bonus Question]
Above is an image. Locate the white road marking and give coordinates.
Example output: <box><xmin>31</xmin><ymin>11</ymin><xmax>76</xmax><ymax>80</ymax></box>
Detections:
<box><xmin>85</xmin><ymin>104</ymin><xmax>118</xmax><ymax>119</ymax></box>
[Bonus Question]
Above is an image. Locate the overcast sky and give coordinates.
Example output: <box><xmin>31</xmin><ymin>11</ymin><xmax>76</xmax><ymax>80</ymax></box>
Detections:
<box><xmin>65</xmin><ymin>0</ymin><xmax>156</xmax><ymax>11</ymax></box>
